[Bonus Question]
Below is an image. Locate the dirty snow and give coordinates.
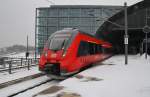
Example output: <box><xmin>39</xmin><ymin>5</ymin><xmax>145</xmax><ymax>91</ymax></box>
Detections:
<box><xmin>36</xmin><ymin>54</ymin><xmax>150</xmax><ymax>97</ymax></box>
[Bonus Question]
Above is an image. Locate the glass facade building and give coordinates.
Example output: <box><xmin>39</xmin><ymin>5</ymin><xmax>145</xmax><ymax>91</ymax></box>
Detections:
<box><xmin>35</xmin><ymin>5</ymin><xmax>122</xmax><ymax>54</ymax></box>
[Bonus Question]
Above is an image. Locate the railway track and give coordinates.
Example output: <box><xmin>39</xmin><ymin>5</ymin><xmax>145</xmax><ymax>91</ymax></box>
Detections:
<box><xmin>0</xmin><ymin>73</ymin><xmax>44</xmax><ymax>89</ymax></box>
<box><xmin>0</xmin><ymin>73</ymin><xmax>60</xmax><ymax>97</ymax></box>
<box><xmin>8</xmin><ymin>79</ymin><xmax>54</xmax><ymax>97</ymax></box>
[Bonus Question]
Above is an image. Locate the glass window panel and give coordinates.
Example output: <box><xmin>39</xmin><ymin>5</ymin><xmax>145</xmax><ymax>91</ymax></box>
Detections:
<box><xmin>38</xmin><ymin>18</ymin><xmax>47</xmax><ymax>26</ymax></box>
<box><xmin>80</xmin><ymin>18</ymin><xmax>92</xmax><ymax>26</ymax></box>
<box><xmin>48</xmin><ymin>18</ymin><xmax>58</xmax><ymax>26</ymax></box>
<box><xmin>48</xmin><ymin>9</ymin><xmax>58</xmax><ymax>17</ymax></box>
<box><xmin>94</xmin><ymin>8</ymin><xmax>102</xmax><ymax>16</ymax></box>
<box><xmin>69</xmin><ymin>8</ymin><xmax>80</xmax><ymax>17</ymax></box>
<box><xmin>59</xmin><ymin>9</ymin><xmax>69</xmax><ymax>17</ymax></box>
<box><xmin>38</xmin><ymin>9</ymin><xmax>48</xmax><ymax>17</ymax></box>
<box><xmin>38</xmin><ymin>27</ymin><xmax>47</xmax><ymax>34</ymax></box>
<box><xmin>48</xmin><ymin>27</ymin><xmax>57</xmax><ymax>35</ymax></box>
<box><xmin>81</xmin><ymin>8</ymin><xmax>92</xmax><ymax>17</ymax></box>
<box><xmin>59</xmin><ymin>18</ymin><xmax>68</xmax><ymax>26</ymax></box>
<box><xmin>69</xmin><ymin>18</ymin><xmax>80</xmax><ymax>26</ymax></box>
<box><xmin>102</xmin><ymin>8</ymin><xmax>112</xmax><ymax>19</ymax></box>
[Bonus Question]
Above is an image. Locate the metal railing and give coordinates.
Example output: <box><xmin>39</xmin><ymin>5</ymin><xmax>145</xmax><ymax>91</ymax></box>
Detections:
<box><xmin>0</xmin><ymin>57</ymin><xmax>39</xmax><ymax>74</ymax></box>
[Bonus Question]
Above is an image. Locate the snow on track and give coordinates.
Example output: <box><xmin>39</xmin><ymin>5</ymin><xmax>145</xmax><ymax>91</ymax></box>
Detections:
<box><xmin>14</xmin><ymin>80</ymin><xmax>59</xmax><ymax>97</ymax></box>
<box><xmin>0</xmin><ymin>66</ymin><xmax>40</xmax><ymax>84</ymax></box>
<box><xmin>0</xmin><ymin>76</ymin><xmax>51</xmax><ymax>97</ymax></box>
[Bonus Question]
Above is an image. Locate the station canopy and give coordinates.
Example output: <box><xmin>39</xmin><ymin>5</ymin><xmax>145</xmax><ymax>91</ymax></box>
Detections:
<box><xmin>96</xmin><ymin>0</ymin><xmax>150</xmax><ymax>54</ymax></box>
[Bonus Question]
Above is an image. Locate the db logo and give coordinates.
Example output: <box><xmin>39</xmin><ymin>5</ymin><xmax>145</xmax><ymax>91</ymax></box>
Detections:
<box><xmin>51</xmin><ymin>54</ymin><xmax>57</xmax><ymax>58</ymax></box>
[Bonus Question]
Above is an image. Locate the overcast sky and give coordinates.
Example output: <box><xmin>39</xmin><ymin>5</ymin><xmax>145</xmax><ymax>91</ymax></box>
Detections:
<box><xmin>0</xmin><ymin>0</ymin><xmax>142</xmax><ymax>48</ymax></box>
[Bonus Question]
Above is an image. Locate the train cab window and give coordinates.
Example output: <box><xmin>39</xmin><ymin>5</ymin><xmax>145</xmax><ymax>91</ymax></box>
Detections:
<box><xmin>48</xmin><ymin>33</ymin><xmax>71</xmax><ymax>51</ymax></box>
<box><xmin>49</xmin><ymin>37</ymin><xmax>69</xmax><ymax>51</ymax></box>
<box><xmin>77</xmin><ymin>41</ymin><xmax>89</xmax><ymax>57</ymax></box>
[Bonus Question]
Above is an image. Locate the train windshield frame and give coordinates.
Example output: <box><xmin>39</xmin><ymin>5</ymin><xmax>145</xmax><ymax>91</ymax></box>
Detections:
<box><xmin>48</xmin><ymin>34</ymin><xmax>70</xmax><ymax>51</ymax></box>
<box><xmin>47</xmin><ymin>31</ymin><xmax>76</xmax><ymax>51</ymax></box>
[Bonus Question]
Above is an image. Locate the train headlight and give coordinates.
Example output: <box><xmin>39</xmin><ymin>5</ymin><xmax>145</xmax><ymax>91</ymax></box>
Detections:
<box><xmin>45</xmin><ymin>52</ymin><xmax>48</xmax><ymax>57</ymax></box>
<box><xmin>62</xmin><ymin>51</ymin><xmax>66</xmax><ymax>57</ymax></box>
<box><xmin>62</xmin><ymin>53</ymin><xmax>66</xmax><ymax>57</ymax></box>
<box><xmin>43</xmin><ymin>51</ymin><xmax>48</xmax><ymax>57</ymax></box>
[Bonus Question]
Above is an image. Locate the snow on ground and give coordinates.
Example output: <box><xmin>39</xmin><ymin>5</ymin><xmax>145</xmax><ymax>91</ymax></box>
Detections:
<box><xmin>0</xmin><ymin>75</ymin><xmax>50</xmax><ymax>97</ymax></box>
<box><xmin>36</xmin><ymin>54</ymin><xmax>150</xmax><ymax>97</ymax></box>
<box><xmin>14</xmin><ymin>80</ymin><xmax>59</xmax><ymax>97</ymax></box>
<box><xmin>2</xmin><ymin>51</ymin><xmax>38</xmax><ymax>58</ymax></box>
<box><xmin>0</xmin><ymin>51</ymin><xmax>41</xmax><ymax>84</ymax></box>
<box><xmin>0</xmin><ymin>66</ymin><xmax>40</xmax><ymax>84</ymax></box>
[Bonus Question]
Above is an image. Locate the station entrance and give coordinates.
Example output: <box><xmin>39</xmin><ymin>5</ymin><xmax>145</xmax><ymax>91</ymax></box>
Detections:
<box><xmin>111</xmin><ymin>29</ymin><xmax>150</xmax><ymax>54</ymax></box>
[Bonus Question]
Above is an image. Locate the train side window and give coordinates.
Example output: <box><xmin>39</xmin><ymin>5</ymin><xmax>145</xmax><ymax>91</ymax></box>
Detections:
<box><xmin>97</xmin><ymin>45</ymin><xmax>102</xmax><ymax>53</ymax></box>
<box><xmin>77</xmin><ymin>41</ymin><xmax>89</xmax><ymax>57</ymax></box>
<box><xmin>77</xmin><ymin>41</ymin><xmax>103</xmax><ymax>56</ymax></box>
<box><xmin>95</xmin><ymin>44</ymin><xmax>98</xmax><ymax>53</ymax></box>
<box><xmin>88</xmin><ymin>42</ymin><xmax>95</xmax><ymax>55</ymax></box>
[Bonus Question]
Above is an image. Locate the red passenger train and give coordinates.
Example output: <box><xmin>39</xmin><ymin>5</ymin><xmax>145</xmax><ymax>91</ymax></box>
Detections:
<box><xmin>39</xmin><ymin>28</ymin><xmax>112</xmax><ymax>78</ymax></box>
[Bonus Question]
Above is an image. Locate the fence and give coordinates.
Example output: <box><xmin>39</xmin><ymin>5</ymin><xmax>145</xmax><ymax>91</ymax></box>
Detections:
<box><xmin>0</xmin><ymin>57</ymin><xmax>39</xmax><ymax>74</ymax></box>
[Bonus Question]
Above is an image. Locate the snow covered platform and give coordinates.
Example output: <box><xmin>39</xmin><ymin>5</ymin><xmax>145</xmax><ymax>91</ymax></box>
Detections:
<box><xmin>36</xmin><ymin>55</ymin><xmax>150</xmax><ymax>97</ymax></box>
<box><xmin>0</xmin><ymin>66</ymin><xmax>40</xmax><ymax>84</ymax></box>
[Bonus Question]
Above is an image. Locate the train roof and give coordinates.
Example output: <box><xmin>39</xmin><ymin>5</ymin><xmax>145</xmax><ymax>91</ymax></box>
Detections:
<box><xmin>50</xmin><ymin>28</ymin><xmax>112</xmax><ymax>47</ymax></box>
<box><xmin>54</xmin><ymin>28</ymin><xmax>97</xmax><ymax>39</ymax></box>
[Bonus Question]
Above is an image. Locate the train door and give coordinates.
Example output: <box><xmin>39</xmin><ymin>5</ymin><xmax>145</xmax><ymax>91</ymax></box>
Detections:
<box><xmin>77</xmin><ymin>41</ymin><xmax>90</xmax><ymax>66</ymax></box>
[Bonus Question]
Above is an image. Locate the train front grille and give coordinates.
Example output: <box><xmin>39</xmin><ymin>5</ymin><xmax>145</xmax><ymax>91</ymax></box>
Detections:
<box><xmin>44</xmin><ymin>63</ymin><xmax>60</xmax><ymax>75</ymax></box>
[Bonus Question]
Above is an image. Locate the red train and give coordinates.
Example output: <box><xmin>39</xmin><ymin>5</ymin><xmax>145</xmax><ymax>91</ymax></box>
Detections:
<box><xmin>39</xmin><ymin>28</ymin><xmax>112</xmax><ymax>78</ymax></box>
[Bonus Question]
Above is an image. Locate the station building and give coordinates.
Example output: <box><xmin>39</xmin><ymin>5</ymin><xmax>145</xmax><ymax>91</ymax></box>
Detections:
<box><xmin>96</xmin><ymin>0</ymin><xmax>150</xmax><ymax>54</ymax></box>
<box><xmin>35</xmin><ymin>5</ymin><xmax>122</xmax><ymax>54</ymax></box>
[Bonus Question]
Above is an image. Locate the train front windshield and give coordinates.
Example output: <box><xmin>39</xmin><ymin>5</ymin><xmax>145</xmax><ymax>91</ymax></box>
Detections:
<box><xmin>48</xmin><ymin>33</ymin><xmax>71</xmax><ymax>51</ymax></box>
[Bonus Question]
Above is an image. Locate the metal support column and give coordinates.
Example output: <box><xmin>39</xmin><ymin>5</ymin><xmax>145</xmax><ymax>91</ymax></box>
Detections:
<box><xmin>124</xmin><ymin>2</ymin><xmax>128</xmax><ymax>65</ymax></box>
<box><xmin>143</xmin><ymin>8</ymin><xmax>150</xmax><ymax>59</ymax></box>
<box><xmin>145</xmin><ymin>33</ymin><xmax>148</xmax><ymax>59</ymax></box>
<box><xmin>35</xmin><ymin>8</ymin><xmax>38</xmax><ymax>63</ymax></box>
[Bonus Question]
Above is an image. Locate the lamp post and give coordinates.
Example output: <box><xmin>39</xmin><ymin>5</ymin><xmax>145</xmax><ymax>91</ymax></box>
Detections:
<box><xmin>143</xmin><ymin>25</ymin><xmax>150</xmax><ymax>59</ymax></box>
<box><xmin>124</xmin><ymin>2</ymin><xmax>128</xmax><ymax>65</ymax></box>
<box><xmin>26</xmin><ymin>35</ymin><xmax>29</xmax><ymax>60</ymax></box>
<box><xmin>143</xmin><ymin>8</ymin><xmax>150</xmax><ymax>59</ymax></box>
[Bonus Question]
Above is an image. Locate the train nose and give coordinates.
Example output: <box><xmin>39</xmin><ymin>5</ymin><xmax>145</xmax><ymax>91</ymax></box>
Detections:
<box><xmin>49</xmin><ymin>50</ymin><xmax>63</xmax><ymax>60</ymax></box>
<box><xmin>44</xmin><ymin>64</ymin><xmax>60</xmax><ymax>75</ymax></box>
<box><xmin>50</xmin><ymin>53</ymin><xmax>57</xmax><ymax>58</ymax></box>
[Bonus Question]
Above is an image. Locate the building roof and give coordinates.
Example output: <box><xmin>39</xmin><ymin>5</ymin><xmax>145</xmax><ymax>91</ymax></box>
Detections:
<box><xmin>96</xmin><ymin>0</ymin><xmax>150</xmax><ymax>44</ymax></box>
<box><xmin>37</xmin><ymin>5</ymin><xmax>122</xmax><ymax>9</ymax></box>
